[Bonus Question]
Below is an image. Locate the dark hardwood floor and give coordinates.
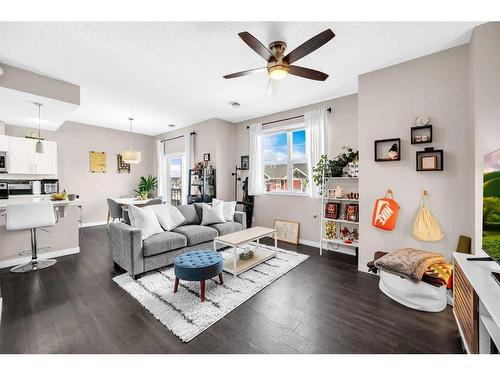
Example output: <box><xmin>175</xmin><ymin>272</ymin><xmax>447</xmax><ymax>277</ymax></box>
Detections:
<box><xmin>0</xmin><ymin>226</ymin><xmax>463</xmax><ymax>354</ymax></box>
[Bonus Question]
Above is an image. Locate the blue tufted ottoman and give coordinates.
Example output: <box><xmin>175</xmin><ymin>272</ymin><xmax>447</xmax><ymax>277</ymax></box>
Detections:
<box><xmin>173</xmin><ymin>250</ymin><xmax>224</xmax><ymax>302</ymax></box>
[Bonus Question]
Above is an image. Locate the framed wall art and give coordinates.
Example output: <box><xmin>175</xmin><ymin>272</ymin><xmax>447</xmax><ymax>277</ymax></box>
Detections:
<box><xmin>241</xmin><ymin>155</ymin><xmax>249</xmax><ymax>170</ymax></box>
<box><xmin>89</xmin><ymin>151</ymin><xmax>107</xmax><ymax>173</ymax></box>
<box><xmin>117</xmin><ymin>154</ymin><xmax>131</xmax><ymax>174</ymax></box>
<box><xmin>274</xmin><ymin>219</ymin><xmax>300</xmax><ymax>245</ymax></box>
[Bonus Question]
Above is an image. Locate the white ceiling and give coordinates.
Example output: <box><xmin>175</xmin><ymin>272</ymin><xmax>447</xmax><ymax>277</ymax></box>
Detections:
<box><xmin>0</xmin><ymin>22</ymin><xmax>480</xmax><ymax>136</ymax></box>
<box><xmin>0</xmin><ymin>87</ymin><xmax>79</xmax><ymax>130</ymax></box>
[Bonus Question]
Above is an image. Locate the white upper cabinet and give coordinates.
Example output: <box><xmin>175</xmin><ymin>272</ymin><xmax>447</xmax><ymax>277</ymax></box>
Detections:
<box><xmin>34</xmin><ymin>140</ymin><xmax>58</xmax><ymax>175</ymax></box>
<box><xmin>0</xmin><ymin>135</ymin><xmax>8</xmax><ymax>151</ymax></box>
<box><xmin>7</xmin><ymin>136</ymin><xmax>58</xmax><ymax>175</ymax></box>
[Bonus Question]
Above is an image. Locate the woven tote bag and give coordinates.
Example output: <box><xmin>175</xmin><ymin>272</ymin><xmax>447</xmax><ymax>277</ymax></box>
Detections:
<box><xmin>412</xmin><ymin>191</ymin><xmax>444</xmax><ymax>242</ymax></box>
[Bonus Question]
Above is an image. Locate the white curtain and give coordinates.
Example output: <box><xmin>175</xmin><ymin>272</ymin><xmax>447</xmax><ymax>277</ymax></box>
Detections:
<box><xmin>305</xmin><ymin>107</ymin><xmax>328</xmax><ymax>198</ymax></box>
<box><xmin>184</xmin><ymin>132</ymin><xmax>195</xmax><ymax>204</ymax></box>
<box><xmin>156</xmin><ymin>140</ymin><xmax>167</xmax><ymax>201</ymax></box>
<box><xmin>248</xmin><ymin>123</ymin><xmax>264</xmax><ymax>196</ymax></box>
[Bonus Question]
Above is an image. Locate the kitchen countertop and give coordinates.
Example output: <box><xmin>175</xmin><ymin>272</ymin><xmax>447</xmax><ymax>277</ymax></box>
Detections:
<box><xmin>0</xmin><ymin>197</ymin><xmax>83</xmax><ymax>210</ymax></box>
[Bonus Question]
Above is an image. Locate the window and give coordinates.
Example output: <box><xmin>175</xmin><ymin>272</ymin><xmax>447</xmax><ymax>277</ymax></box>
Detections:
<box><xmin>166</xmin><ymin>154</ymin><xmax>184</xmax><ymax>206</ymax></box>
<box><xmin>263</xmin><ymin>127</ymin><xmax>309</xmax><ymax>194</ymax></box>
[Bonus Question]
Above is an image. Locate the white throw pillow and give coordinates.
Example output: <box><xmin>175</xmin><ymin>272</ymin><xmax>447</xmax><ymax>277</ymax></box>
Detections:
<box><xmin>128</xmin><ymin>205</ymin><xmax>164</xmax><ymax>240</ymax></box>
<box><xmin>201</xmin><ymin>201</ymin><xmax>226</xmax><ymax>226</ymax></box>
<box><xmin>149</xmin><ymin>204</ymin><xmax>185</xmax><ymax>231</ymax></box>
<box><xmin>213</xmin><ymin>198</ymin><xmax>237</xmax><ymax>222</ymax></box>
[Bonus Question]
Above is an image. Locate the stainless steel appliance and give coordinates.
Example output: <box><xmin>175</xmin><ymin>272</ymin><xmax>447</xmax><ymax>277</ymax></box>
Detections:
<box><xmin>0</xmin><ymin>182</ymin><xmax>8</xmax><ymax>199</ymax></box>
<box><xmin>7</xmin><ymin>181</ymin><xmax>32</xmax><ymax>195</ymax></box>
<box><xmin>0</xmin><ymin>151</ymin><xmax>7</xmax><ymax>173</ymax></box>
<box><xmin>41</xmin><ymin>179</ymin><xmax>59</xmax><ymax>194</ymax></box>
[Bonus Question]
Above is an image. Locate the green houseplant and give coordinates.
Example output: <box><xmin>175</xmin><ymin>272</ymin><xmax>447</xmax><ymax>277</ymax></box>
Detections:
<box><xmin>134</xmin><ymin>175</ymin><xmax>158</xmax><ymax>199</ymax></box>
<box><xmin>312</xmin><ymin>147</ymin><xmax>359</xmax><ymax>192</ymax></box>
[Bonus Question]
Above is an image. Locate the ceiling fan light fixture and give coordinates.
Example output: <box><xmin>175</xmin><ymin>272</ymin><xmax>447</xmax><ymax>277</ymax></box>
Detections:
<box><xmin>268</xmin><ymin>65</ymin><xmax>288</xmax><ymax>80</ymax></box>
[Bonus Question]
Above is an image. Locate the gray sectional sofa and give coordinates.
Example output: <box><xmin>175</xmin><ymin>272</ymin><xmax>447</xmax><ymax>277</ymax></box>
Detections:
<box><xmin>108</xmin><ymin>204</ymin><xmax>246</xmax><ymax>279</ymax></box>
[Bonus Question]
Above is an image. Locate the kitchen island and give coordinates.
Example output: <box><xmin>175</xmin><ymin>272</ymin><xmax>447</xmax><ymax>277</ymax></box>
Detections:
<box><xmin>0</xmin><ymin>196</ymin><xmax>83</xmax><ymax>269</ymax></box>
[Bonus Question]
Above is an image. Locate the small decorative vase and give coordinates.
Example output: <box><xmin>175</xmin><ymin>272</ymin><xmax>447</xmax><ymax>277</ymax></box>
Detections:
<box><xmin>334</xmin><ymin>185</ymin><xmax>343</xmax><ymax>198</ymax></box>
<box><xmin>140</xmin><ymin>191</ymin><xmax>149</xmax><ymax>200</ymax></box>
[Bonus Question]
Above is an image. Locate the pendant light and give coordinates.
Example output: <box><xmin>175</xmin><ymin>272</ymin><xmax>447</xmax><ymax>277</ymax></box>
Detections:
<box><xmin>34</xmin><ymin>102</ymin><xmax>44</xmax><ymax>154</ymax></box>
<box><xmin>121</xmin><ymin>117</ymin><xmax>141</xmax><ymax>164</ymax></box>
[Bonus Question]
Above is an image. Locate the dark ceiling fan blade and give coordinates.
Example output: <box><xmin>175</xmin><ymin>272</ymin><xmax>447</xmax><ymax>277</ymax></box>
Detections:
<box><xmin>284</xmin><ymin>29</ymin><xmax>335</xmax><ymax>65</ymax></box>
<box><xmin>223</xmin><ymin>67</ymin><xmax>267</xmax><ymax>79</ymax></box>
<box><xmin>288</xmin><ymin>65</ymin><xmax>329</xmax><ymax>81</ymax></box>
<box><xmin>238</xmin><ymin>32</ymin><xmax>277</xmax><ymax>62</ymax></box>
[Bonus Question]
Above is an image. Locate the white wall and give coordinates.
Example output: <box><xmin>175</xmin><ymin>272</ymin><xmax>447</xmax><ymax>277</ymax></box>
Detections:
<box><xmin>5</xmin><ymin>121</ymin><xmax>156</xmax><ymax>224</ymax></box>
<box><xmin>233</xmin><ymin>94</ymin><xmax>358</xmax><ymax>248</ymax></box>
<box><xmin>470</xmin><ymin>22</ymin><xmax>500</xmax><ymax>255</ymax></box>
<box><xmin>358</xmin><ymin>45</ymin><xmax>474</xmax><ymax>271</ymax></box>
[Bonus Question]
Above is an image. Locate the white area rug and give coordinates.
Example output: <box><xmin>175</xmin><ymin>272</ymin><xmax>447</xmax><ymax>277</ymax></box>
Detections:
<box><xmin>113</xmin><ymin>246</ymin><xmax>308</xmax><ymax>342</ymax></box>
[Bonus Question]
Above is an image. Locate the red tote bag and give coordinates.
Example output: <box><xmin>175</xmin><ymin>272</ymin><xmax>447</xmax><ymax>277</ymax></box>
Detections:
<box><xmin>372</xmin><ymin>189</ymin><xmax>400</xmax><ymax>231</ymax></box>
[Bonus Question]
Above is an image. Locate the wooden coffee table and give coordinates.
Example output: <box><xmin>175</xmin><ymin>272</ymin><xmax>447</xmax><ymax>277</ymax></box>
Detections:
<box><xmin>213</xmin><ymin>226</ymin><xmax>277</xmax><ymax>276</ymax></box>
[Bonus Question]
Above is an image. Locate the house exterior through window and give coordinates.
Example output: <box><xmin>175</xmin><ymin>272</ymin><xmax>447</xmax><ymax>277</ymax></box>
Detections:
<box><xmin>263</xmin><ymin>125</ymin><xmax>309</xmax><ymax>194</ymax></box>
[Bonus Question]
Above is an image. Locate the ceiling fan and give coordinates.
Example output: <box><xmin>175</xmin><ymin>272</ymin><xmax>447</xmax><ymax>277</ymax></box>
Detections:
<box><xmin>223</xmin><ymin>29</ymin><xmax>335</xmax><ymax>95</ymax></box>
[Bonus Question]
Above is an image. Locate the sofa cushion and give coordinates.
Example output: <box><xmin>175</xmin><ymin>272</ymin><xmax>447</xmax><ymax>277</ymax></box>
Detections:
<box><xmin>128</xmin><ymin>205</ymin><xmax>164</xmax><ymax>240</ymax></box>
<box><xmin>177</xmin><ymin>205</ymin><xmax>200</xmax><ymax>225</ymax></box>
<box><xmin>200</xmin><ymin>201</ymin><xmax>226</xmax><ymax>226</ymax></box>
<box><xmin>210</xmin><ymin>221</ymin><xmax>243</xmax><ymax>236</ymax></box>
<box><xmin>142</xmin><ymin>231</ymin><xmax>187</xmax><ymax>257</ymax></box>
<box><xmin>149</xmin><ymin>204</ymin><xmax>185</xmax><ymax>231</ymax></box>
<box><xmin>213</xmin><ymin>199</ymin><xmax>237</xmax><ymax>222</ymax></box>
<box><xmin>172</xmin><ymin>225</ymin><xmax>218</xmax><ymax>246</ymax></box>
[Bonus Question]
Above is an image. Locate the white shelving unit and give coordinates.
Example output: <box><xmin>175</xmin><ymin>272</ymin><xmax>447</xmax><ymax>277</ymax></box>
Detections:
<box><xmin>319</xmin><ymin>175</ymin><xmax>359</xmax><ymax>256</ymax></box>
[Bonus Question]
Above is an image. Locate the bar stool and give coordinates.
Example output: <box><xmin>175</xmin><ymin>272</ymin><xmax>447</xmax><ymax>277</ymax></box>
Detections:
<box><xmin>6</xmin><ymin>201</ymin><xmax>57</xmax><ymax>273</ymax></box>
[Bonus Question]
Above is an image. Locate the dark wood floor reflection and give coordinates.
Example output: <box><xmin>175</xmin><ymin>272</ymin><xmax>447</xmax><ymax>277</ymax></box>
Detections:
<box><xmin>0</xmin><ymin>226</ymin><xmax>462</xmax><ymax>353</ymax></box>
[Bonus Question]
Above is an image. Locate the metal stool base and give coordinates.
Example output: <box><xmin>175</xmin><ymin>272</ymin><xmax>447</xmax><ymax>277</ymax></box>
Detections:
<box><xmin>10</xmin><ymin>258</ymin><xmax>57</xmax><ymax>273</ymax></box>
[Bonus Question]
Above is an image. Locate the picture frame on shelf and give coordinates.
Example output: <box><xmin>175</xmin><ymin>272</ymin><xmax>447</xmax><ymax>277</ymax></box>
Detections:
<box><xmin>416</xmin><ymin>148</ymin><xmax>443</xmax><ymax>171</ymax></box>
<box><xmin>374</xmin><ymin>138</ymin><xmax>401</xmax><ymax>162</ymax></box>
<box><xmin>344</xmin><ymin>204</ymin><xmax>359</xmax><ymax>222</ymax></box>
<box><xmin>203</xmin><ymin>153</ymin><xmax>210</xmax><ymax>162</ymax></box>
<box><xmin>325</xmin><ymin>202</ymin><xmax>341</xmax><ymax>219</ymax></box>
<box><xmin>411</xmin><ymin>125</ymin><xmax>433</xmax><ymax>145</ymax></box>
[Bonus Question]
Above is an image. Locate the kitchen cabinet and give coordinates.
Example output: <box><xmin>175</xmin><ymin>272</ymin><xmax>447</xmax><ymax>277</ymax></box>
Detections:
<box><xmin>0</xmin><ymin>135</ymin><xmax>7</xmax><ymax>151</ymax></box>
<box><xmin>7</xmin><ymin>136</ymin><xmax>58</xmax><ymax>175</ymax></box>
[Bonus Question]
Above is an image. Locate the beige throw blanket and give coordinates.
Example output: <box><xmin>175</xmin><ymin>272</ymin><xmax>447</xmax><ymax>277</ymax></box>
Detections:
<box><xmin>374</xmin><ymin>248</ymin><xmax>444</xmax><ymax>282</ymax></box>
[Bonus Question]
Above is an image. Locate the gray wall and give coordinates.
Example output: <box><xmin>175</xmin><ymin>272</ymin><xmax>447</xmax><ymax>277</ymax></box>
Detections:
<box><xmin>470</xmin><ymin>22</ymin><xmax>500</xmax><ymax>255</ymax></box>
<box><xmin>358</xmin><ymin>44</ymin><xmax>474</xmax><ymax>271</ymax></box>
<box><xmin>156</xmin><ymin>118</ymin><xmax>236</xmax><ymax>201</ymax></box>
<box><xmin>233</xmin><ymin>94</ymin><xmax>358</xmax><ymax>248</ymax></box>
<box><xmin>5</xmin><ymin>121</ymin><xmax>156</xmax><ymax>224</ymax></box>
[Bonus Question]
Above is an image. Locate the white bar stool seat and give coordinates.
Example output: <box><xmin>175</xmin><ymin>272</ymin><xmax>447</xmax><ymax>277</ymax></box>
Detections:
<box><xmin>6</xmin><ymin>201</ymin><xmax>57</xmax><ymax>273</ymax></box>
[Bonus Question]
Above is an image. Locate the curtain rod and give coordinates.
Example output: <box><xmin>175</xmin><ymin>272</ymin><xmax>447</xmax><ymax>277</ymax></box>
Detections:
<box><xmin>160</xmin><ymin>131</ymin><xmax>197</xmax><ymax>143</ymax></box>
<box><xmin>246</xmin><ymin>107</ymin><xmax>331</xmax><ymax>129</ymax></box>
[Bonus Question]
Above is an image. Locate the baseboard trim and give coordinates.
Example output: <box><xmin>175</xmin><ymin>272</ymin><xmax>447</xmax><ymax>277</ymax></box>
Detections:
<box><xmin>81</xmin><ymin>221</ymin><xmax>107</xmax><ymax>228</ymax></box>
<box><xmin>299</xmin><ymin>238</ymin><xmax>357</xmax><ymax>256</ymax></box>
<box><xmin>0</xmin><ymin>247</ymin><xmax>80</xmax><ymax>270</ymax></box>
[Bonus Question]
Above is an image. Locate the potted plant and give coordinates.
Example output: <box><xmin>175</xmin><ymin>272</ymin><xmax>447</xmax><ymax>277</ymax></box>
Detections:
<box><xmin>312</xmin><ymin>147</ymin><xmax>359</xmax><ymax>192</ymax></box>
<box><xmin>134</xmin><ymin>175</ymin><xmax>158</xmax><ymax>199</ymax></box>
